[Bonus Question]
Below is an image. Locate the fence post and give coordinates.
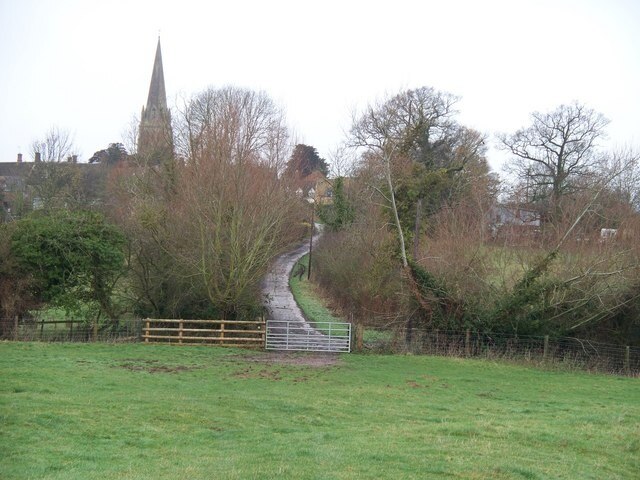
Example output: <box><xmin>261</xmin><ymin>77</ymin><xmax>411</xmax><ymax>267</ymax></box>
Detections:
<box><xmin>624</xmin><ymin>346</ymin><xmax>630</xmax><ymax>376</ymax></box>
<box><xmin>14</xmin><ymin>315</ymin><xmax>19</xmax><ymax>341</ymax></box>
<box><xmin>465</xmin><ymin>329</ymin><xmax>471</xmax><ymax>356</ymax></box>
<box><xmin>220</xmin><ymin>321</ymin><xmax>225</xmax><ymax>345</ymax></box>
<box><xmin>355</xmin><ymin>324</ymin><xmax>364</xmax><ymax>352</ymax></box>
<box><xmin>543</xmin><ymin>335</ymin><xmax>549</xmax><ymax>361</ymax></box>
<box><xmin>144</xmin><ymin>319</ymin><xmax>150</xmax><ymax>343</ymax></box>
<box><xmin>179</xmin><ymin>319</ymin><xmax>183</xmax><ymax>345</ymax></box>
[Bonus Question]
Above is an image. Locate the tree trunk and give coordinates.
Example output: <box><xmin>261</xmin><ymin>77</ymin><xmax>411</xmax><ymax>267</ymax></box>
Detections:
<box><xmin>384</xmin><ymin>151</ymin><xmax>408</xmax><ymax>268</ymax></box>
<box><xmin>413</xmin><ymin>197</ymin><xmax>423</xmax><ymax>259</ymax></box>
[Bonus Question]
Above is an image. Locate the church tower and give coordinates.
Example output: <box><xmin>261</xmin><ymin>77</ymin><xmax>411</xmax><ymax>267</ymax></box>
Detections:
<box><xmin>138</xmin><ymin>37</ymin><xmax>173</xmax><ymax>160</ymax></box>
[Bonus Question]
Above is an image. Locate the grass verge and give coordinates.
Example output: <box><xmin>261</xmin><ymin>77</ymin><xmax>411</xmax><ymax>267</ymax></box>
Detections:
<box><xmin>290</xmin><ymin>254</ymin><xmax>344</xmax><ymax>331</ymax></box>
<box><xmin>1</xmin><ymin>342</ymin><xmax>639</xmax><ymax>479</ymax></box>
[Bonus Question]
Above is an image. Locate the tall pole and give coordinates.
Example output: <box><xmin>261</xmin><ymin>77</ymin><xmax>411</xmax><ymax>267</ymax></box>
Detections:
<box><xmin>307</xmin><ymin>203</ymin><xmax>314</xmax><ymax>280</ymax></box>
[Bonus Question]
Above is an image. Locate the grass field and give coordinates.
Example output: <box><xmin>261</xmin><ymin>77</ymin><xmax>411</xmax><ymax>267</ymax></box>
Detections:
<box><xmin>1</xmin><ymin>342</ymin><xmax>638</xmax><ymax>479</ymax></box>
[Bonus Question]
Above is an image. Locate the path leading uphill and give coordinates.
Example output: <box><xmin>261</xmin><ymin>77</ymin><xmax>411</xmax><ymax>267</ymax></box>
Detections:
<box><xmin>262</xmin><ymin>227</ymin><xmax>322</xmax><ymax>324</ymax></box>
<box><xmin>261</xmin><ymin>227</ymin><xmax>350</xmax><ymax>352</ymax></box>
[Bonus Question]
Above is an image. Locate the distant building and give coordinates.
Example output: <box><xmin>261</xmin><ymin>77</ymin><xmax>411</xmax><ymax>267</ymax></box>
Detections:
<box><xmin>138</xmin><ymin>37</ymin><xmax>173</xmax><ymax>161</ymax></box>
<box><xmin>489</xmin><ymin>203</ymin><xmax>541</xmax><ymax>244</ymax></box>
<box><xmin>0</xmin><ymin>155</ymin><xmax>32</xmax><ymax>220</ymax></box>
<box><xmin>0</xmin><ymin>38</ymin><xmax>171</xmax><ymax>220</ymax></box>
<box><xmin>292</xmin><ymin>170</ymin><xmax>346</xmax><ymax>206</ymax></box>
<box><xmin>0</xmin><ymin>154</ymin><xmax>108</xmax><ymax>220</ymax></box>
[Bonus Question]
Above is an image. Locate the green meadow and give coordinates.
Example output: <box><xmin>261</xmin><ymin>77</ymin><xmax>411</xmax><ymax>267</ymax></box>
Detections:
<box><xmin>1</xmin><ymin>342</ymin><xmax>638</xmax><ymax>479</ymax></box>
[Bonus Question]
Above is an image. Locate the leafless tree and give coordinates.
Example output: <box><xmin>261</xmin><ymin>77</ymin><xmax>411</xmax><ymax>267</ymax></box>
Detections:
<box><xmin>498</xmin><ymin>102</ymin><xmax>610</xmax><ymax>223</ymax></box>
<box><xmin>174</xmin><ymin>86</ymin><xmax>290</xmax><ymax>171</ymax></box>
<box><xmin>30</xmin><ymin>126</ymin><xmax>76</xmax><ymax>162</ymax></box>
<box><xmin>26</xmin><ymin>127</ymin><xmax>85</xmax><ymax>210</ymax></box>
<box><xmin>121</xmin><ymin>116</ymin><xmax>140</xmax><ymax>156</ymax></box>
<box><xmin>114</xmin><ymin>86</ymin><xmax>303</xmax><ymax>318</ymax></box>
<box><xmin>328</xmin><ymin>142</ymin><xmax>357</xmax><ymax>178</ymax></box>
<box><xmin>598</xmin><ymin>147</ymin><xmax>640</xmax><ymax>210</ymax></box>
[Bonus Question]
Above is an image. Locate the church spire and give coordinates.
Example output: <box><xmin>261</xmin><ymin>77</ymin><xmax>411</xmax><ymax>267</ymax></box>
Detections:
<box><xmin>138</xmin><ymin>37</ymin><xmax>172</xmax><ymax>160</ymax></box>
<box><xmin>145</xmin><ymin>37</ymin><xmax>167</xmax><ymax>114</ymax></box>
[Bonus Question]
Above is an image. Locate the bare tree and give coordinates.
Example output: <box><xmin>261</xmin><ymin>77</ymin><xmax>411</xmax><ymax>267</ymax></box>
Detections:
<box><xmin>121</xmin><ymin>115</ymin><xmax>140</xmax><ymax>156</ymax></box>
<box><xmin>174</xmin><ymin>86</ymin><xmax>290</xmax><ymax>170</ymax></box>
<box><xmin>26</xmin><ymin>127</ymin><xmax>84</xmax><ymax>210</ymax></box>
<box><xmin>30</xmin><ymin>126</ymin><xmax>76</xmax><ymax>162</ymax></box>
<box><xmin>599</xmin><ymin>147</ymin><xmax>640</xmax><ymax>211</ymax></box>
<box><xmin>328</xmin><ymin>142</ymin><xmax>357</xmax><ymax>178</ymax></box>
<box><xmin>498</xmin><ymin>102</ymin><xmax>610</xmax><ymax>222</ymax></box>
<box><xmin>139</xmin><ymin>86</ymin><xmax>303</xmax><ymax>318</ymax></box>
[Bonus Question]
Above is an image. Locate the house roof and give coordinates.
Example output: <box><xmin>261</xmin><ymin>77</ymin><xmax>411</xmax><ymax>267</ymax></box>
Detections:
<box><xmin>0</xmin><ymin>162</ymin><xmax>35</xmax><ymax>178</ymax></box>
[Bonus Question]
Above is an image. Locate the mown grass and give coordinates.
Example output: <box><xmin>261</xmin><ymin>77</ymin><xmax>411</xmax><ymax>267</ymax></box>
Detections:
<box><xmin>1</xmin><ymin>342</ymin><xmax>638</xmax><ymax>479</ymax></box>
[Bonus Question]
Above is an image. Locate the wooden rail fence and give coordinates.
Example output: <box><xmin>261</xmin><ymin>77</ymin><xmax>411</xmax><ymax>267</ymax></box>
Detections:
<box><xmin>142</xmin><ymin>318</ymin><xmax>266</xmax><ymax>348</ymax></box>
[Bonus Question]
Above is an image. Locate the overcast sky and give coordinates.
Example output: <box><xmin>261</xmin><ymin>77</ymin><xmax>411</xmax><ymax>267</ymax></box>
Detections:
<box><xmin>1</xmin><ymin>0</ymin><xmax>638</xmax><ymax>171</ymax></box>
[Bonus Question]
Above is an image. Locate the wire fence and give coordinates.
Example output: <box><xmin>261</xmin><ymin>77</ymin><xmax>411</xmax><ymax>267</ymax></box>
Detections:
<box><xmin>360</xmin><ymin>327</ymin><xmax>639</xmax><ymax>376</ymax></box>
<box><xmin>3</xmin><ymin>317</ymin><xmax>638</xmax><ymax>376</ymax></box>
<box><xmin>3</xmin><ymin>318</ymin><xmax>143</xmax><ymax>343</ymax></box>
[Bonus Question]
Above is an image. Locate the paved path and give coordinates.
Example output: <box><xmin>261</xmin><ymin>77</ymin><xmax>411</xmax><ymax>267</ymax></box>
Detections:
<box><xmin>261</xmin><ymin>229</ymin><xmax>321</xmax><ymax>325</ymax></box>
<box><xmin>261</xmin><ymin>227</ymin><xmax>349</xmax><ymax>351</ymax></box>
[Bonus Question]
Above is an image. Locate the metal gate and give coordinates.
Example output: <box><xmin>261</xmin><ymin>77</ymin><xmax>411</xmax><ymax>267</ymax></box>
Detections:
<box><xmin>266</xmin><ymin>320</ymin><xmax>351</xmax><ymax>353</ymax></box>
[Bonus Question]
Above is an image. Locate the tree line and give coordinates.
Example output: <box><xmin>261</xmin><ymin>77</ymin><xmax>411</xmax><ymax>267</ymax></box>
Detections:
<box><xmin>1</xmin><ymin>84</ymin><xmax>639</xmax><ymax>345</ymax></box>
<box><xmin>313</xmin><ymin>88</ymin><xmax>640</xmax><ymax>345</ymax></box>
<box><xmin>0</xmin><ymin>87</ymin><xmax>307</xmax><ymax>335</ymax></box>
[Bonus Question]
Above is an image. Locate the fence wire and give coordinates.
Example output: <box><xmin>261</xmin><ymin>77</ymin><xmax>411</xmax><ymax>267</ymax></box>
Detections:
<box><xmin>3</xmin><ymin>318</ymin><xmax>143</xmax><ymax>343</ymax></box>
<box><xmin>362</xmin><ymin>327</ymin><xmax>639</xmax><ymax>376</ymax></box>
<box><xmin>3</xmin><ymin>318</ymin><xmax>638</xmax><ymax>376</ymax></box>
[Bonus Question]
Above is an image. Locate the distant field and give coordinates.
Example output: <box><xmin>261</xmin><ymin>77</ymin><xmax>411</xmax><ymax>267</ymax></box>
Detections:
<box><xmin>1</xmin><ymin>342</ymin><xmax>638</xmax><ymax>479</ymax></box>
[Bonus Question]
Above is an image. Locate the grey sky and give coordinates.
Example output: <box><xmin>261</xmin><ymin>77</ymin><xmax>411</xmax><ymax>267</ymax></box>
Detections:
<box><xmin>1</xmin><ymin>0</ymin><xmax>638</xmax><ymax>171</ymax></box>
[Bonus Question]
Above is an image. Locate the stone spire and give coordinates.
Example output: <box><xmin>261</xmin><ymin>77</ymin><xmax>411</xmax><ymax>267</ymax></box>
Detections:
<box><xmin>138</xmin><ymin>37</ymin><xmax>172</xmax><ymax>160</ymax></box>
<box><xmin>144</xmin><ymin>37</ymin><xmax>167</xmax><ymax>119</ymax></box>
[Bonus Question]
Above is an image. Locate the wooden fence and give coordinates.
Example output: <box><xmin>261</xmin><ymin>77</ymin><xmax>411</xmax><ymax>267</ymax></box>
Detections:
<box><xmin>142</xmin><ymin>318</ymin><xmax>266</xmax><ymax>348</ymax></box>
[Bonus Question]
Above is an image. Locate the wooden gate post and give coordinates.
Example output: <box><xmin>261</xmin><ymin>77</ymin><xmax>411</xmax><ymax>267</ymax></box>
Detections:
<box><xmin>144</xmin><ymin>319</ymin><xmax>150</xmax><ymax>343</ymax></box>
<box><xmin>179</xmin><ymin>319</ymin><xmax>183</xmax><ymax>345</ymax></box>
<box><xmin>355</xmin><ymin>324</ymin><xmax>364</xmax><ymax>352</ymax></box>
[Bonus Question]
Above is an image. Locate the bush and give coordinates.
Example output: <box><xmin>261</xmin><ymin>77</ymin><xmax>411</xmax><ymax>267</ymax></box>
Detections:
<box><xmin>313</xmin><ymin>216</ymin><xmax>406</xmax><ymax>325</ymax></box>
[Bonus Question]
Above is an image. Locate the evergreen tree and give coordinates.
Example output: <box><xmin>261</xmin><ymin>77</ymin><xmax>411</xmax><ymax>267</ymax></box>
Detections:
<box><xmin>284</xmin><ymin>144</ymin><xmax>329</xmax><ymax>178</ymax></box>
<box><xmin>318</xmin><ymin>177</ymin><xmax>354</xmax><ymax>231</ymax></box>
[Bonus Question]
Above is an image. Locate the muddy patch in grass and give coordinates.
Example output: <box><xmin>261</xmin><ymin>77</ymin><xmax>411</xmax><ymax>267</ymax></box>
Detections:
<box><xmin>231</xmin><ymin>364</ymin><xmax>320</xmax><ymax>383</ymax></box>
<box><xmin>238</xmin><ymin>352</ymin><xmax>343</xmax><ymax>367</ymax></box>
<box><xmin>229</xmin><ymin>352</ymin><xmax>342</xmax><ymax>382</ymax></box>
<box><xmin>233</xmin><ymin>366</ymin><xmax>284</xmax><ymax>381</ymax></box>
<box><xmin>113</xmin><ymin>359</ymin><xmax>202</xmax><ymax>374</ymax></box>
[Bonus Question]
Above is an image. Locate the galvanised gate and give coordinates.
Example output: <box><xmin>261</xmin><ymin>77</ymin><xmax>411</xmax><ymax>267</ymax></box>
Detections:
<box><xmin>266</xmin><ymin>320</ymin><xmax>351</xmax><ymax>353</ymax></box>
